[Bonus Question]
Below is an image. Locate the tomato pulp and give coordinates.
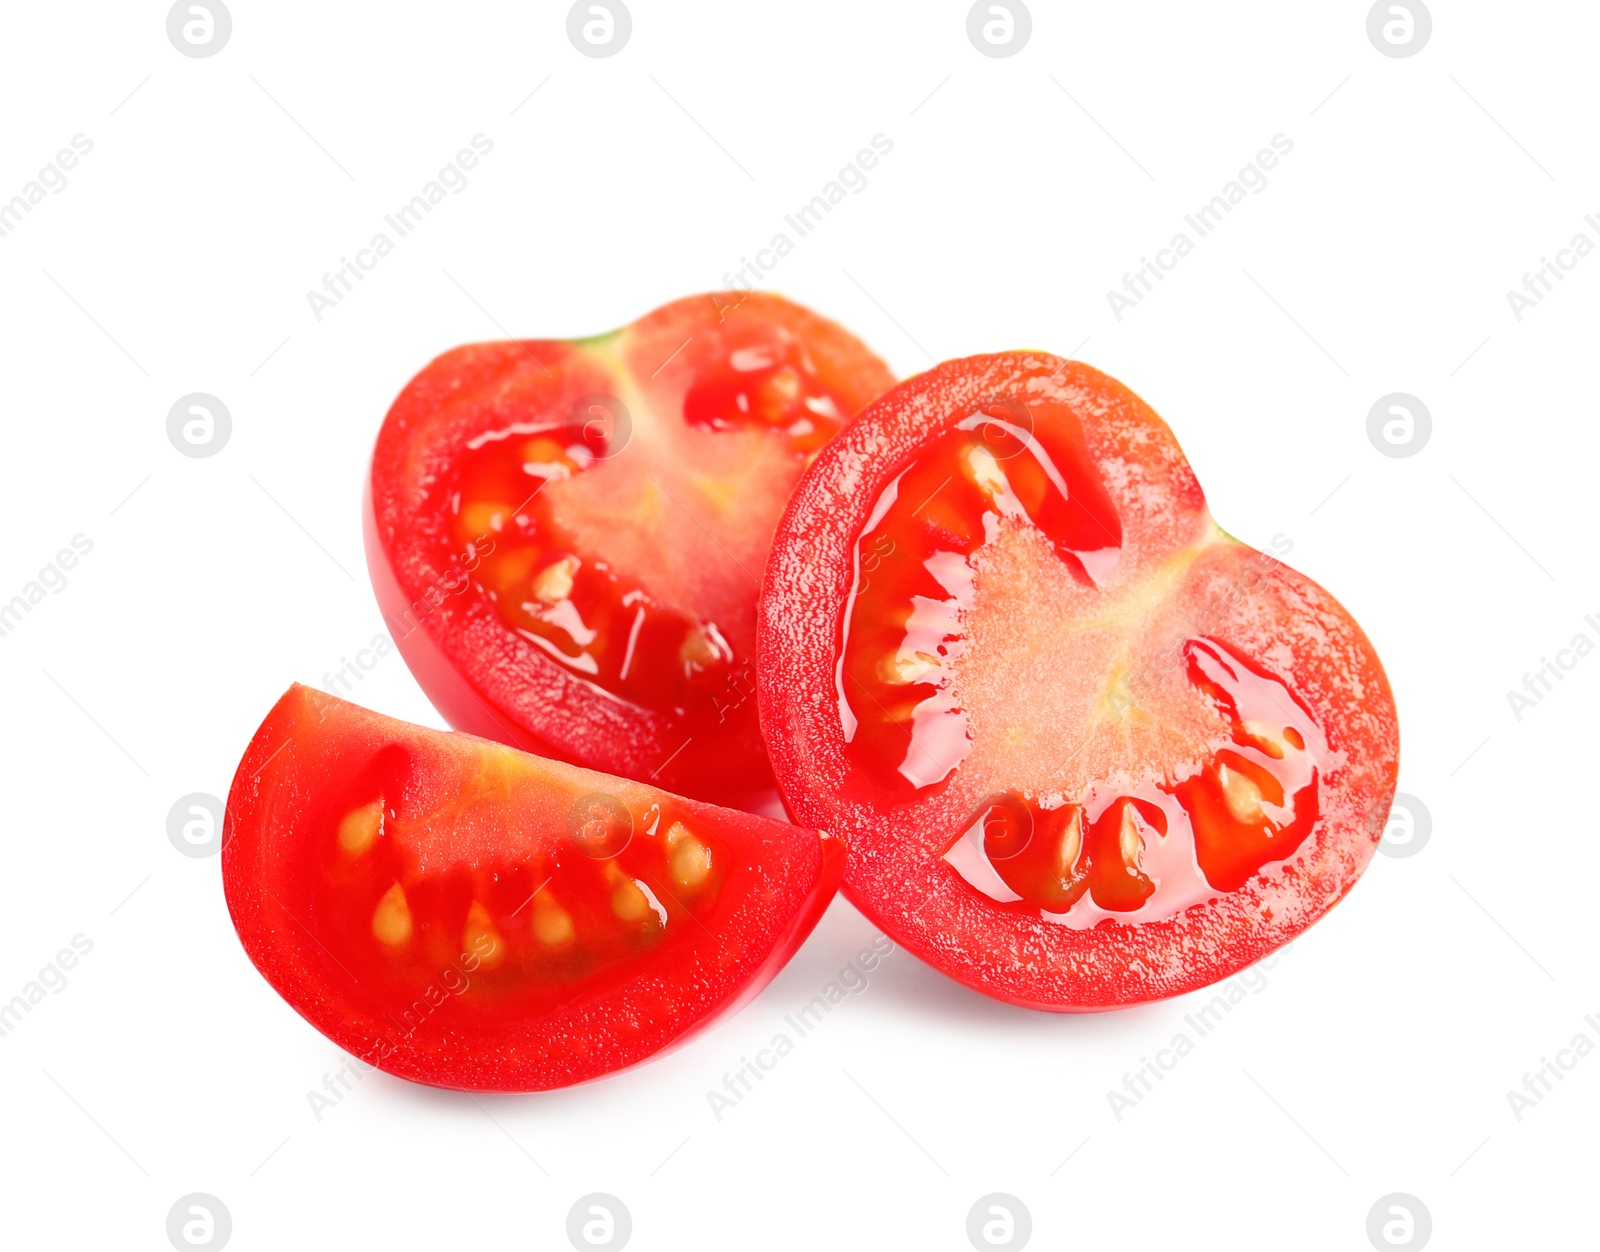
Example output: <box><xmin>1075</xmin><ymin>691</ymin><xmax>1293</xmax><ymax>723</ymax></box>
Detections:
<box><xmin>365</xmin><ymin>293</ymin><xmax>893</xmax><ymax>804</ymax></box>
<box><xmin>758</xmin><ymin>353</ymin><xmax>1399</xmax><ymax>1009</ymax></box>
<box><xmin>222</xmin><ymin>685</ymin><xmax>843</xmax><ymax>1089</ymax></box>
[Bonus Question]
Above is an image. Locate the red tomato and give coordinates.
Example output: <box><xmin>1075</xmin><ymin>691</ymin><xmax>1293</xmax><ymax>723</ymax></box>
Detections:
<box><xmin>758</xmin><ymin>353</ymin><xmax>1399</xmax><ymax>1010</ymax></box>
<box><xmin>365</xmin><ymin>293</ymin><xmax>893</xmax><ymax>803</ymax></box>
<box><xmin>221</xmin><ymin>685</ymin><xmax>843</xmax><ymax>1090</ymax></box>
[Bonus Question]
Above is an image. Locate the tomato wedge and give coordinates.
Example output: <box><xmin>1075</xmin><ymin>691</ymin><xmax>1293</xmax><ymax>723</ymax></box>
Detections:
<box><xmin>221</xmin><ymin>685</ymin><xmax>843</xmax><ymax>1090</ymax></box>
<box><xmin>758</xmin><ymin>353</ymin><xmax>1399</xmax><ymax>1010</ymax></box>
<box><xmin>365</xmin><ymin>293</ymin><xmax>893</xmax><ymax>803</ymax></box>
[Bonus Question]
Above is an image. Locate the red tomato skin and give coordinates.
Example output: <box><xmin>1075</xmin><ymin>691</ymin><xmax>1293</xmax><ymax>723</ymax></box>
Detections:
<box><xmin>221</xmin><ymin>685</ymin><xmax>844</xmax><ymax>1090</ymax></box>
<box><xmin>758</xmin><ymin>353</ymin><xmax>1399</xmax><ymax>1011</ymax></box>
<box><xmin>365</xmin><ymin>295</ymin><xmax>894</xmax><ymax>805</ymax></box>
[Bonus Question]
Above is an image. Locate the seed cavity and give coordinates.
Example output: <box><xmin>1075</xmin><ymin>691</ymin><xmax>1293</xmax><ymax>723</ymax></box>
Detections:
<box><xmin>454</xmin><ymin>420</ymin><xmax>752</xmax><ymax>719</ymax></box>
<box><xmin>463</xmin><ymin>900</ymin><xmax>503</xmax><ymax>967</ymax></box>
<box><xmin>1117</xmin><ymin>804</ymin><xmax>1144</xmax><ymax>866</ymax></box>
<box><xmin>460</xmin><ymin>501</ymin><xmax>512</xmax><ymax>536</ymax></box>
<box><xmin>522</xmin><ymin>437</ymin><xmax>575</xmax><ymax>478</ymax></box>
<box><xmin>1242</xmin><ymin>719</ymin><xmax>1303</xmax><ymax>760</ymax></box>
<box><xmin>532</xmin><ymin>555</ymin><xmax>580</xmax><ymax>605</ymax></box>
<box><xmin>881</xmin><ymin>699</ymin><xmax>922</xmax><ymax>725</ymax></box>
<box><xmin>611</xmin><ymin>884</ymin><xmax>649</xmax><ymax>922</ymax></box>
<box><xmin>879</xmin><ymin>649</ymin><xmax>939</xmax><ymax>685</ymax></box>
<box><xmin>1056</xmin><ymin>807</ymin><xmax>1084</xmax><ymax>872</ymax></box>
<box><xmin>337</xmin><ymin>799</ymin><xmax>383</xmax><ymax>857</ymax></box>
<box><xmin>667</xmin><ymin>822</ymin><xmax>712</xmax><ymax>888</ymax></box>
<box><xmin>680</xmin><ymin>625</ymin><xmax>724</xmax><ymax>673</ymax></box>
<box><xmin>762</xmin><ymin>366</ymin><xmax>803</xmax><ymax>408</ymax></box>
<box><xmin>532</xmin><ymin>895</ymin><xmax>575</xmax><ymax>947</ymax></box>
<box><xmin>1218</xmin><ymin>763</ymin><xmax>1266</xmax><ymax>824</ymax></box>
<box><xmin>608</xmin><ymin>869</ymin><xmax>652</xmax><ymax>923</ymax></box>
<box><xmin>372</xmin><ymin>882</ymin><xmax>413</xmax><ymax>947</ymax></box>
<box><xmin>960</xmin><ymin>444</ymin><xmax>1008</xmax><ymax>499</ymax></box>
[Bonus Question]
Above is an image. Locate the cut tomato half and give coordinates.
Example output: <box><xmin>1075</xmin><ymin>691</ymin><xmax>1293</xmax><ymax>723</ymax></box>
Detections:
<box><xmin>365</xmin><ymin>293</ymin><xmax>893</xmax><ymax>803</ymax></box>
<box><xmin>758</xmin><ymin>353</ymin><xmax>1399</xmax><ymax>1010</ymax></box>
<box><xmin>221</xmin><ymin>685</ymin><xmax>843</xmax><ymax>1090</ymax></box>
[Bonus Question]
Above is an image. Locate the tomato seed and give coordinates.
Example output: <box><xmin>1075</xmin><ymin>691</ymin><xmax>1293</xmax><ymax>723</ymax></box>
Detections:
<box><xmin>372</xmin><ymin>882</ymin><xmax>413</xmax><ymax>947</ymax></box>
<box><xmin>667</xmin><ymin>822</ymin><xmax>712</xmax><ymax>888</ymax></box>
<box><xmin>463</xmin><ymin>901</ymin><xmax>504</xmax><ymax>968</ymax></box>
<box><xmin>337</xmin><ymin>799</ymin><xmax>383</xmax><ymax>856</ymax></box>
<box><xmin>531</xmin><ymin>896</ymin><xmax>575</xmax><ymax>947</ymax></box>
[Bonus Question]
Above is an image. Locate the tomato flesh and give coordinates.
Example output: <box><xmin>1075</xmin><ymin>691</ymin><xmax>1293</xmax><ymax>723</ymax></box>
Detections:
<box><xmin>450</xmin><ymin>427</ymin><xmax>740</xmax><ymax>719</ymax></box>
<box><xmin>838</xmin><ymin>404</ymin><xmax>1122</xmax><ymax>792</ymax></box>
<box><xmin>681</xmin><ymin>330</ymin><xmax>850</xmax><ymax>453</ymax></box>
<box><xmin>759</xmin><ymin>353</ymin><xmax>1399</xmax><ymax>1009</ymax></box>
<box><xmin>222</xmin><ymin>685</ymin><xmax>843</xmax><ymax>1090</ymax></box>
<box><xmin>940</xmin><ymin>637</ymin><xmax>1326</xmax><ymax>928</ymax></box>
<box><xmin>366</xmin><ymin>293</ymin><xmax>893</xmax><ymax>802</ymax></box>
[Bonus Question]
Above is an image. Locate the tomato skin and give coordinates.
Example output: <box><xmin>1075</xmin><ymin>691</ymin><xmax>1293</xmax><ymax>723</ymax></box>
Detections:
<box><xmin>221</xmin><ymin>685</ymin><xmax>844</xmax><ymax>1090</ymax></box>
<box><xmin>758</xmin><ymin>353</ymin><xmax>1399</xmax><ymax>1011</ymax></box>
<box><xmin>366</xmin><ymin>294</ymin><xmax>893</xmax><ymax>805</ymax></box>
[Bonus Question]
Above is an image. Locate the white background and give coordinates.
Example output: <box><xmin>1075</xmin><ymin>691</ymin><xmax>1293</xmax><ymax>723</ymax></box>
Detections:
<box><xmin>1</xmin><ymin>1</ymin><xmax>1595</xmax><ymax>1248</ymax></box>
